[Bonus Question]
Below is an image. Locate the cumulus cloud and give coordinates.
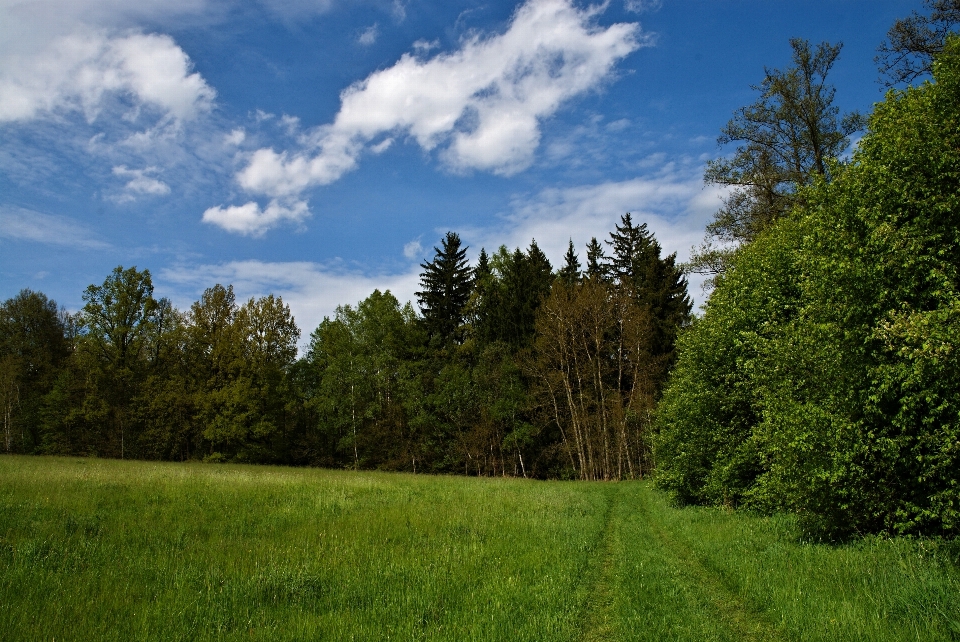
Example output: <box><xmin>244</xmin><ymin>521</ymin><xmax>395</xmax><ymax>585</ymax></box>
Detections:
<box><xmin>112</xmin><ymin>165</ymin><xmax>171</xmax><ymax>200</ymax></box>
<box><xmin>0</xmin><ymin>30</ymin><xmax>215</xmax><ymax>124</ymax></box>
<box><xmin>207</xmin><ymin>0</ymin><xmax>644</xmax><ymax>235</ymax></box>
<box><xmin>201</xmin><ymin>199</ymin><xmax>310</xmax><ymax>236</ymax></box>
<box><xmin>225</xmin><ymin>128</ymin><xmax>246</xmax><ymax>146</ymax></box>
<box><xmin>0</xmin><ymin>206</ymin><xmax>110</xmax><ymax>249</ymax></box>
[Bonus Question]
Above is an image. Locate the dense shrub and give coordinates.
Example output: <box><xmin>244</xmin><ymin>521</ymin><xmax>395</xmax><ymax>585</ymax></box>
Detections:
<box><xmin>657</xmin><ymin>38</ymin><xmax>960</xmax><ymax>540</ymax></box>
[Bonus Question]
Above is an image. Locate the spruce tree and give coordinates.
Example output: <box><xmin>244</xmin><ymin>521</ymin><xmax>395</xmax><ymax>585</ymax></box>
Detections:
<box><xmin>416</xmin><ymin>232</ymin><xmax>473</xmax><ymax>343</ymax></box>
<box><xmin>559</xmin><ymin>239</ymin><xmax>582</xmax><ymax>285</ymax></box>
<box><xmin>605</xmin><ymin>213</ymin><xmax>692</xmax><ymax>369</ymax></box>
<box><xmin>585</xmin><ymin>237</ymin><xmax>605</xmax><ymax>280</ymax></box>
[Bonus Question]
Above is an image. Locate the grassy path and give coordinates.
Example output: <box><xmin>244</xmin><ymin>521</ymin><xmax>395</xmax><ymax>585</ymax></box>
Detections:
<box><xmin>580</xmin><ymin>487</ymin><xmax>618</xmax><ymax>642</ymax></box>
<box><xmin>580</xmin><ymin>484</ymin><xmax>784</xmax><ymax>642</ymax></box>
<box><xmin>1</xmin><ymin>456</ymin><xmax>959</xmax><ymax>641</ymax></box>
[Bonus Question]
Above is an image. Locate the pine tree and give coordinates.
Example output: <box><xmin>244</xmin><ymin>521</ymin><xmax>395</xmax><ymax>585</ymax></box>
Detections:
<box><xmin>585</xmin><ymin>237</ymin><xmax>605</xmax><ymax>280</ymax></box>
<box><xmin>606</xmin><ymin>213</ymin><xmax>650</xmax><ymax>287</ymax></box>
<box><xmin>416</xmin><ymin>232</ymin><xmax>473</xmax><ymax>344</ymax></box>
<box><xmin>559</xmin><ymin>239</ymin><xmax>582</xmax><ymax>285</ymax></box>
<box><xmin>466</xmin><ymin>248</ymin><xmax>493</xmax><ymax>345</ymax></box>
<box><xmin>605</xmin><ymin>214</ymin><xmax>691</xmax><ymax>370</ymax></box>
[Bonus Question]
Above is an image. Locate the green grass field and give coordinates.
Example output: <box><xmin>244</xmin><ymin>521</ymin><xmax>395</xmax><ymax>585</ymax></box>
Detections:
<box><xmin>1</xmin><ymin>456</ymin><xmax>958</xmax><ymax>641</ymax></box>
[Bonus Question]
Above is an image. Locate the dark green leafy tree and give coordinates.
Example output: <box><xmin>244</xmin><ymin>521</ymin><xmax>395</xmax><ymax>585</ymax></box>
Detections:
<box><xmin>305</xmin><ymin>290</ymin><xmax>421</xmax><ymax>470</ymax></box>
<box><xmin>0</xmin><ymin>290</ymin><xmax>70</xmax><ymax>453</ymax></box>
<box><xmin>877</xmin><ymin>0</ymin><xmax>960</xmax><ymax>86</ymax></box>
<box><xmin>689</xmin><ymin>39</ymin><xmax>864</xmax><ymax>280</ymax></box>
<box><xmin>659</xmin><ymin>38</ymin><xmax>960</xmax><ymax>539</ymax></box>
<box><xmin>417</xmin><ymin>232</ymin><xmax>472</xmax><ymax>345</ymax></box>
<box><xmin>71</xmin><ymin>266</ymin><xmax>160</xmax><ymax>458</ymax></box>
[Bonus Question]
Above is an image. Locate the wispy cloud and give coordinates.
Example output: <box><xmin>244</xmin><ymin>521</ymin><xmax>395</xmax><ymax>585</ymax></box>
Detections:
<box><xmin>0</xmin><ymin>206</ymin><xmax>110</xmax><ymax>249</ymax></box>
<box><xmin>111</xmin><ymin>165</ymin><xmax>171</xmax><ymax>201</ymax></box>
<box><xmin>357</xmin><ymin>24</ymin><xmax>379</xmax><ymax>46</ymax></box>
<box><xmin>159</xmin><ymin>260</ymin><xmax>422</xmax><ymax>344</ymax></box>
<box><xmin>403</xmin><ymin>238</ymin><xmax>423</xmax><ymax>259</ymax></box>
<box><xmin>208</xmin><ymin>0</ymin><xmax>646</xmax><ymax>236</ymax></box>
<box><xmin>624</xmin><ymin>0</ymin><xmax>663</xmax><ymax>13</ymax></box>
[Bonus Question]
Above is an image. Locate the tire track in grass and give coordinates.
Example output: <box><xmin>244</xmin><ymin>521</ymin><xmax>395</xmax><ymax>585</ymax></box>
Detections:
<box><xmin>635</xmin><ymin>485</ymin><xmax>786</xmax><ymax>642</ymax></box>
<box><xmin>580</xmin><ymin>485</ymin><xmax>619</xmax><ymax>642</ymax></box>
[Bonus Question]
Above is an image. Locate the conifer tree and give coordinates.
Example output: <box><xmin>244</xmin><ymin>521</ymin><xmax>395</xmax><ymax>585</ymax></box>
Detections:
<box><xmin>605</xmin><ymin>213</ymin><xmax>691</xmax><ymax>371</ymax></box>
<box><xmin>416</xmin><ymin>232</ymin><xmax>473</xmax><ymax>344</ymax></box>
<box><xmin>559</xmin><ymin>239</ymin><xmax>581</xmax><ymax>285</ymax></box>
<box><xmin>585</xmin><ymin>237</ymin><xmax>605</xmax><ymax>280</ymax></box>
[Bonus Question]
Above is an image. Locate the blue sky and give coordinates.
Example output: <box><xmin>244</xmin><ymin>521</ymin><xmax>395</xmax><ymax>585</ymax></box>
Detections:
<box><xmin>0</xmin><ymin>0</ymin><xmax>912</xmax><ymax>343</ymax></box>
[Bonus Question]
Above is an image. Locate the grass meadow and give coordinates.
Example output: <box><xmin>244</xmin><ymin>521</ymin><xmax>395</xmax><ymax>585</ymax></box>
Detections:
<box><xmin>0</xmin><ymin>455</ymin><xmax>958</xmax><ymax>641</ymax></box>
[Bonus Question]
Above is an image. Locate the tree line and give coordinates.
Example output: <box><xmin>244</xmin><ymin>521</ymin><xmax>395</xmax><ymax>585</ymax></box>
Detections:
<box><xmin>0</xmin><ymin>217</ymin><xmax>690</xmax><ymax>480</ymax></box>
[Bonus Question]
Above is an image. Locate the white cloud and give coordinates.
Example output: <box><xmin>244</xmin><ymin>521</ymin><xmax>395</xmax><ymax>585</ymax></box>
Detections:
<box><xmin>209</xmin><ymin>0</ymin><xmax>644</xmax><ymax>233</ymax></box>
<box><xmin>403</xmin><ymin>238</ymin><xmax>423</xmax><ymax>258</ymax></box>
<box><xmin>280</xmin><ymin>114</ymin><xmax>301</xmax><ymax>135</ymax></box>
<box><xmin>0</xmin><ymin>30</ymin><xmax>215</xmax><ymax>124</ymax></box>
<box><xmin>391</xmin><ymin>0</ymin><xmax>407</xmax><ymax>22</ymax></box>
<box><xmin>159</xmin><ymin>259</ymin><xmax>422</xmax><ymax>345</ymax></box>
<box><xmin>178</xmin><ymin>169</ymin><xmax>721</xmax><ymax>335</ymax></box>
<box><xmin>412</xmin><ymin>39</ymin><xmax>440</xmax><ymax>54</ymax></box>
<box><xmin>624</xmin><ymin>0</ymin><xmax>662</xmax><ymax>13</ymax></box>
<box><xmin>358</xmin><ymin>24</ymin><xmax>379</xmax><ymax>46</ymax></box>
<box><xmin>464</xmin><ymin>169</ymin><xmax>725</xmax><ymax>306</ymax></box>
<box><xmin>112</xmin><ymin>165</ymin><xmax>171</xmax><ymax>200</ymax></box>
<box><xmin>370</xmin><ymin>137</ymin><xmax>394</xmax><ymax>154</ymax></box>
<box><xmin>0</xmin><ymin>206</ymin><xmax>110</xmax><ymax>249</ymax></box>
<box><xmin>225</xmin><ymin>128</ymin><xmax>247</xmax><ymax>146</ymax></box>
<box><xmin>201</xmin><ymin>199</ymin><xmax>310</xmax><ymax>236</ymax></box>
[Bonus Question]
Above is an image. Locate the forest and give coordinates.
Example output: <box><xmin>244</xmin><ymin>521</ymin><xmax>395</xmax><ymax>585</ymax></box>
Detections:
<box><xmin>3</xmin><ymin>1</ymin><xmax>960</xmax><ymax>540</ymax></box>
<box><xmin>0</xmin><ymin>213</ymin><xmax>689</xmax><ymax>482</ymax></box>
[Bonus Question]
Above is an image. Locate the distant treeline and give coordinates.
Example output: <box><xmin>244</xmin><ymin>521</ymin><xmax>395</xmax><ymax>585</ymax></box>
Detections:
<box><xmin>0</xmin><ymin>214</ymin><xmax>690</xmax><ymax>481</ymax></box>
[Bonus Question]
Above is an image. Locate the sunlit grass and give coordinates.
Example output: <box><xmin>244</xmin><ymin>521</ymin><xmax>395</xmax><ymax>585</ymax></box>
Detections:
<box><xmin>0</xmin><ymin>456</ymin><xmax>957</xmax><ymax>641</ymax></box>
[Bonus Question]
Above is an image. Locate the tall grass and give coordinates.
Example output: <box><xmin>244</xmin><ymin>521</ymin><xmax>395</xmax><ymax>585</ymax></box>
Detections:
<box><xmin>608</xmin><ymin>484</ymin><xmax>960</xmax><ymax>641</ymax></box>
<box><xmin>1</xmin><ymin>456</ymin><xmax>958</xmax><ymax>641</ymax></box>
<box><xmin>0</xmin><ymin>456</ymin><xmax>609</xmax><ymax>641</ymax></box>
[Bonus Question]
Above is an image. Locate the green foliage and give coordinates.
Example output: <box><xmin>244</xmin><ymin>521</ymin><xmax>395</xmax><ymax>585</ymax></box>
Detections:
<box><xmin>656</xmin><ymin>217</ymin><xmax>803</xmax><ymax>507</ymax></box>
<box><xmin>659</xmin><ymin>38</ymin><xmax>960</xmax><ymax>539</ymax></box>
<box><xmin>416</xmin><ymin>231</ymin><xmax>473</xmax><ymax>344</ymax></box>
<box><xmin>304</xmin><ymin>290</ymin><xmax>423</xmax><ymax>469</ymax></box>
<box><xmin>689</xmin><ymin>39</ymin><xmax>863</xmax><ymax>280</ymax></box>
<box><xmin>0</xmin><ymin>290</ymin><xmax>70</xmax><ymax>453</ymax></box>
